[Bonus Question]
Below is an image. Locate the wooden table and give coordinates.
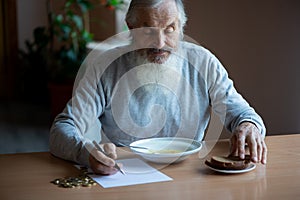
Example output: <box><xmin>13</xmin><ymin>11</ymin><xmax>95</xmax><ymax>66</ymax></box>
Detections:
<box><xmin>0</xmin><ymin>134</ymin><xmax>299</xmax><ymax>200</ymax></box>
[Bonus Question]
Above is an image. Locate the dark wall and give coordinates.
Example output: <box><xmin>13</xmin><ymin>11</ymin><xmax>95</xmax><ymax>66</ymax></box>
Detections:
<box><xmin>184</xmin><ymin>0</ymin><xmax>300</xmax><ymax>135</ymax></box>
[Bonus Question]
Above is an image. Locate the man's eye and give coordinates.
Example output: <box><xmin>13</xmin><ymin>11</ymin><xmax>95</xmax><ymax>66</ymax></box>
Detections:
<box><xmin>165</xmin><ymin>26</ymin><xmax>175</xmax><ymax>33</ymax></box>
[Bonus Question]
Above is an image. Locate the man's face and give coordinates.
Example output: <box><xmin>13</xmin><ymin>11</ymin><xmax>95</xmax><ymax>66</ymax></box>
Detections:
<box><xmin>129</xmin><ymin>1</ymin><xmax>181</xmax><ymax>64</ymax></box>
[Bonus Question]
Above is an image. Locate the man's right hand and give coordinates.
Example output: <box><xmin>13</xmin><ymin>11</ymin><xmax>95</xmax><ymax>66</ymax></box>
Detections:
<box><xmin>89</xmin><ymin>143</ymin><xmax>119</xmax><ymax>175</ymax></box>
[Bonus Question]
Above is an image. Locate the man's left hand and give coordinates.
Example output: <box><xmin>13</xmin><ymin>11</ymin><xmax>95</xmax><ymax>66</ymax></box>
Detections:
<box><xmin>230</xmin><ymin>122</ymin><xmax>267</xmax><ymax>164</ymax></box>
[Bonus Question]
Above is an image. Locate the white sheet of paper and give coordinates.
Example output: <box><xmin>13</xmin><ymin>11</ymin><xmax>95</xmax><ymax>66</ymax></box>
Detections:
<box><xmin>89</xmin><ymin>158</ymin><xmax>173</xmax><ymax>188</ymax></box>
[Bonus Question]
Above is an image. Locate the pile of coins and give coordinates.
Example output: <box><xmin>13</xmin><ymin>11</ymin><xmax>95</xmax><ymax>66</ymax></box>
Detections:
<box><xmin>51</xmin><ymin>168</ymin><xmax>97</xmax><ymax>188</ymax></box>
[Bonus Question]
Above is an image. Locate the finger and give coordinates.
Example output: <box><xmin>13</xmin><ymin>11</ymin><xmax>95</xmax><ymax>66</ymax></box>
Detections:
<box><xmin>89</xmin><ymin>155</ymin><xmax>118</xmax><ymax>175</ymax></box>
<box><xmin>261</xmin><ymin>140</ymin><xmax>268</xmax><ymax>164</ymax></box>
<box><xmin>91</xmin><ymin>148</ymin><xmax>115</xmax><ymax>167</ymax></box>
<box><xmin>237</xmin><ymin>134</ymin><xmax>246</xmax><ymax>159</ymax></box>
<box><xmin>103</xmin><ymin>143</ymin><xmax>117</xmax><ymax>159</ymax></box>
<box><xmin>256</xmin><ymin>138</ymin><xmax>263</xmax><ymax>163</ymax></box>
<box><xmin>247</xmin><ymin>136</ymin><xmax>258</xmax><ymax>163</ymax></box>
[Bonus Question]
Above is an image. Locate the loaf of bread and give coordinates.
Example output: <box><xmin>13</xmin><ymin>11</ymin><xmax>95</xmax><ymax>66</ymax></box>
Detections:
<box><xmin>205</xmin><ymin>155</ymin><xmax>251</xmax><ymax>170</ymax></box>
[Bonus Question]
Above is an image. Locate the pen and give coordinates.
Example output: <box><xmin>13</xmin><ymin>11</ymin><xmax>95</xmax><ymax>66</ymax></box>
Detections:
<box><xmin>92</xmin><ymin>140</ymin><xmax>126</xmax><ymax>175</ymax></box>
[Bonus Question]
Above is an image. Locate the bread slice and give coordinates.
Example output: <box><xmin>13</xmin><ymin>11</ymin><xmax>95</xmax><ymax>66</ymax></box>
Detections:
<box><xmin>206</xmin><ymin>155</ymin><xmax>251</xmax><ymax>170</ymax></box>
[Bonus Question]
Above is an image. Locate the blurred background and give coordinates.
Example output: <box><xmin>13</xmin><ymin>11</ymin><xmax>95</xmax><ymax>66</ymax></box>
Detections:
<box><xmin>0</xmin><ymin>0</ymin><xmax>299</xmax><ymax>154</ymax></box>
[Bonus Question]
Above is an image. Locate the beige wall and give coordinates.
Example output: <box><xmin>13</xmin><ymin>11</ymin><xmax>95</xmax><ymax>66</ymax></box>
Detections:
<box><xmin>17</xmin><ymin>0</ymin><xmax>47</xmax><ymax>51</ymax></box>
<box><xmin>184</xmin><ymin>0</ymin><xmax>300</xmax><ymax>135</ymax></box>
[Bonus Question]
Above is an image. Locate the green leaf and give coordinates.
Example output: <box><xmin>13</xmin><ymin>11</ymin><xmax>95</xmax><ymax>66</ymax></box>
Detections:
<box><xmin>77</xmin><ymin>0</ymin><xmax>93</xmax><ymax>13</ymax></box>
<box><xmin>72</xmin><ymin>15</ymin><xmax>83</xmax><ymax>30</ymax></box>
<box><xmin>81</xmin><ymin>30</ymin><xmax>93</xmax><ymax>42</ymax></box>
<box><xmin>55</xmin><ymin>14</ymin><xmax>63</xmax><ymax>23</ymax></box>
<box><xmin>66</xmin><ymin>10</ymin><xmax>74</xmax><ymax>17</ymax></box>
<box><xmin>65</xmin><ymin>0</ymin><xmax>75</xmax><ymax>8</ymax></box>
<box><xmin>61</xmin><ymin>25</ymin><xmax>72</xmax><ymax>39</ymax></box>
<box><xmin>109</xmin><ymin>0</ymin><xmax>122</xmax><ymax>6</ymax></box>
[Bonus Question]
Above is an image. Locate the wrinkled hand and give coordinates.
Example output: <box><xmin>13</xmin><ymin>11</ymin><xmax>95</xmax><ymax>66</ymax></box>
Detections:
<box><xmin>89</xmin><ymin>143</ymin><xmax>119</xmax><ymax>175</ymax></box>
<box><xmin>230</xmin><ymin>122</ymin><xmax>267</xmax><ymax>164</ymax></box>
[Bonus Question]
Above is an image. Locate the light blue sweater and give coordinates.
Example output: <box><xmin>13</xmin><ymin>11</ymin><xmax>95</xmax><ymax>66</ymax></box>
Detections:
<box><xmin>49</xmin><ymin>41</ymin><xmax>265</xmax><ymax>166</ymax></box>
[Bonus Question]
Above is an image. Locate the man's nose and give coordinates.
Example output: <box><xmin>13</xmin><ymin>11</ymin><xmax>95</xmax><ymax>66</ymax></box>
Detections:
<box><xmin>152</xmin><ymin>31</ymin><xmax>166</xmax><ymax>49</ymax></box>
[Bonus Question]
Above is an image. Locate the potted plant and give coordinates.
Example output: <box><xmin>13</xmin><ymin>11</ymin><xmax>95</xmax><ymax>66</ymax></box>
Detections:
<box><xmin>18</xmin><ymin>26</ymin><xmax>50</xmax><ymax>104</ymax></box>
<box><xmin>46</xmin><ymin>0</ymin><xmax>94</xmax><ymax>119</ymax></box>
<box><xmin>19</xmin><ymin>0</ymin><xmax>125</xmax><ymax>119</ymax></box>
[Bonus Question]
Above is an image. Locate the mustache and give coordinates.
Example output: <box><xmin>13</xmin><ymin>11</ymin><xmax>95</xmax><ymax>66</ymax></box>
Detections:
<box><xmin>147</xmin><ymin>48</ymin><xmax>172</xmax><ymax>54</ymax></box>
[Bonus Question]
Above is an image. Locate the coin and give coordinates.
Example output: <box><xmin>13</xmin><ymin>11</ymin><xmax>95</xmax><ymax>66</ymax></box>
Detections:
<box><xmin>50</xmin><ymin>168</ymin><xmax>96</xmax><ymax>188</ymax></box>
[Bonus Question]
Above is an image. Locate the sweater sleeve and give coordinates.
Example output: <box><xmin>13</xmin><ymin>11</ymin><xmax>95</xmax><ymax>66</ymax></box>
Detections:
<box><xmin>207</xmin><ymin>55</ymin><xmax>266</xmax><ymax>137</ymax></box>
<box><xmin>49</xmin><ymin>60</ymin><xmax>106</xmax><ymax>166</ymax></box>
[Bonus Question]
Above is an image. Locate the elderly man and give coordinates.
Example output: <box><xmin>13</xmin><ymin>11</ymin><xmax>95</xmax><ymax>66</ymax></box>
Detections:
<box><xmin>50</xmin><ymin>0</ymin><xmax>267</xmax><ymax>175</ymax></box>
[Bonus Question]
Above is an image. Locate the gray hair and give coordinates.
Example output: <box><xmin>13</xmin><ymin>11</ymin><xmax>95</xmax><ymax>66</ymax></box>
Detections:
<box><xmin>125</xmin><ymin>0</ymin><xmax>187</xmax><ymax>33</ymax></box>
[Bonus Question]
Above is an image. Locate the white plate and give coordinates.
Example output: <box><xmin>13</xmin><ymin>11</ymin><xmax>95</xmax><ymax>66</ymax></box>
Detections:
<box><xmin>205</xmin><ymin>162</ymin><xmax>256</xmax><ymax>174</ymax></box>
<box><xmin>129</xmin><ymin>137</ymin><xmax>202</xmax><ymax>164</ymax></box>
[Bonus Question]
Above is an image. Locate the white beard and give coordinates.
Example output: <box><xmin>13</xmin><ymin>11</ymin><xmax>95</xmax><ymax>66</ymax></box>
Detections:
<box><xmin>133</xmin><ymin>52</ymin><xmax>181</xmax><ymax>94</ymax></box>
